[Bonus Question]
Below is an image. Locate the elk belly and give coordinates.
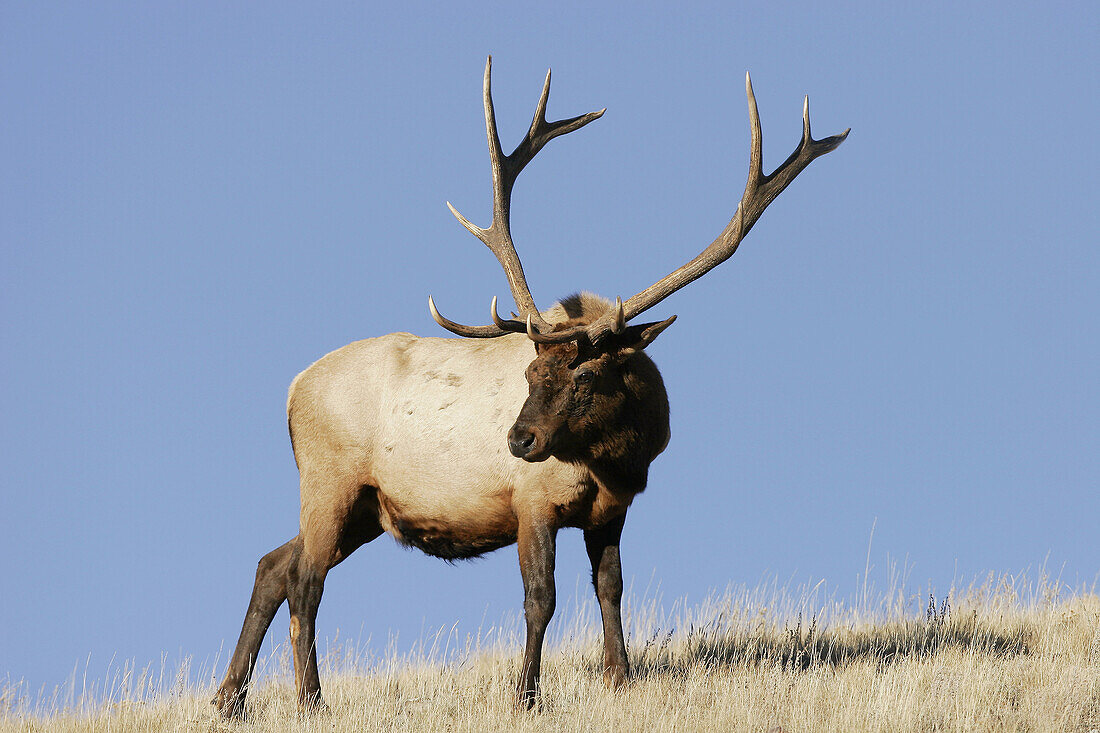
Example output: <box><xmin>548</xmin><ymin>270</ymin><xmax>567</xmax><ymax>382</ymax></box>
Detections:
<box><xmin>375</xmin><ymin>489</ymin><xmax>517</xmax><ymax>561</ymax></box>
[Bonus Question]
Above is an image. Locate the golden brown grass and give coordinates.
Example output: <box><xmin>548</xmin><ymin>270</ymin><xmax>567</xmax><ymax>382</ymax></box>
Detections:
<box><xmin>4</xmin><ymin>574</ymin><xmax>1098</xmax><ymax>732</ymax></box>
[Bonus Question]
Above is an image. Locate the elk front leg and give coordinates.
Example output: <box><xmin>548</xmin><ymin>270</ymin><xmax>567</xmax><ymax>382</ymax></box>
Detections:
<box><xmin>584</xmin><ymin>513</ymin><xmax>629</xmax><ymax>689</ymax></box>
<box><xmin>516</xmin><ymin>517</ymin><xmax>557</xmax><ymax>709</ymax></box>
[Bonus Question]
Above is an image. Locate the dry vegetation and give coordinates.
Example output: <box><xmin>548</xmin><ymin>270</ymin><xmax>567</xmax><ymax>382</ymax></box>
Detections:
<box><xmin>4</xmin><ymin>574</ymin><xmax>1099</xmax><ymax>732</ymax></box>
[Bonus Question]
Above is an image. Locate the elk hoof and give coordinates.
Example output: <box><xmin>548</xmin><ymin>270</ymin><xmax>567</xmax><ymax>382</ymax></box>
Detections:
<box><xmin>297</xmin><ymin>692</ymin><xmax>330</xmax><ymax>717</ymax></box>
<box><xmin>211</xmin><ymin>687</ymin><xmax>247</xmax><ymax>721</ymax></box>
<box><xmin>515</xmin><ymin>686</ymin><xmax>540</xmax><ymax>712</ymax></box>
<box><xmin>603</xmin><ymin>665</ymin><xmax>628</xmax><ymax>690</ymax></box>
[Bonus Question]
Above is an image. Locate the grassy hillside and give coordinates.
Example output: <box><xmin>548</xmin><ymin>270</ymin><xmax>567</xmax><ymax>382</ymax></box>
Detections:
<box><xmin>4</xmin><ymin>575</ymin><xmax>1098</xmax><ymax>732</ymax></box>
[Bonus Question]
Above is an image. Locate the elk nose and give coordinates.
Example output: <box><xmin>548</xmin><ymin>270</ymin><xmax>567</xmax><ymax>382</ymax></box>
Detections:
<box><xmin>508</xmin><ymin>429</ymin><xmax>536</xmax><ymax>458</ymax></box>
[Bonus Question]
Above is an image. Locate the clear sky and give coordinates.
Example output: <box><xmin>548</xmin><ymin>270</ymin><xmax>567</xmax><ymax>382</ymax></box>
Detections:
<box><xmin>2</xmin><ymin>0</ymin><xmax>1097</xmax><ymax>697</ymax></box>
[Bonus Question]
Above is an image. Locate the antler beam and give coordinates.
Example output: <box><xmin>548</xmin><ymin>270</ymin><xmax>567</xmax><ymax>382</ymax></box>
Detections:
<box><xmin>429</xmin><ymin>56</ymin><xmax>604</xmax><ymax>338</ymax></box>
<box><xmin>534</xmin><ymin>72</ymin><xmax>849</xmax><ymax>344</ymax></box>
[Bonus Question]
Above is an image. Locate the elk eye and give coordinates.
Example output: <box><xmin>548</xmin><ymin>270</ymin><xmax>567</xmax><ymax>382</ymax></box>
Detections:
<box><xmin>574</xmin><ymin>369</ymin><xmax>595</xmax><ymax>386</ymax></box>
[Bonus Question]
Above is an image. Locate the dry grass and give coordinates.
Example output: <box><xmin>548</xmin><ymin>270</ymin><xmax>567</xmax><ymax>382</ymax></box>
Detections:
<box><xmin>4</xmin><ymin>573</ymin><xmax>1099</xmax><ymax>732</ymax></box>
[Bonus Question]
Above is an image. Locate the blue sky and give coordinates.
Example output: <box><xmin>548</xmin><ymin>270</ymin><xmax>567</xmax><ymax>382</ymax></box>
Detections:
<box><xmin>2</xmin><ymin>1</ymin><xmax>1097</xmax><ymax>696</ymax></box>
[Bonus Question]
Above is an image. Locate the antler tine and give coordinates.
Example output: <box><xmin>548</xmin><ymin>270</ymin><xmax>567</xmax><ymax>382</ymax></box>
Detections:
<box><xmin>431</xmin><ymin>56</ymin><xmax>605</xmax><ymax>338</ymax></box>
<box><xmin>513</xmin><ymin>68</ymin><xmax>606</xmax><ymax>173</ymax></box>
<box><xmin>525</xmin><ymin>313</ymin><xmax>566</xmax><ymax>344</ymax></box>
<box><xmin>429</xmin><ymin>295</ymin><xmax>511</xmax><ymax>338</ymax></box>
<box><xmin>491</xmin><ymin>295</ymin><xmax>527</xmax><ymax>333</ymax></box>
<box><xmin>534</xmin><ymin>72</ymin><xmax>848</xmax><ymax>345</ymax></box>
<box><xmin>611</xmin><ymin>297</ymin><xmax>626</xmax><ymax>334</ymax></box>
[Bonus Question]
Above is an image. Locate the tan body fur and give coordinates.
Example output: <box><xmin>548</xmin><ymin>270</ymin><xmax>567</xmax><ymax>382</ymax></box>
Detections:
<box><xmin>289</xmin><ymin>312</ymin><xmax>639</xmax><ymax>569</ymax></box>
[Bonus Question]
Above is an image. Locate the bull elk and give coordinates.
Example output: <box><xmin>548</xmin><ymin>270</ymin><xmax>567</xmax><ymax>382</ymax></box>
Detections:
<box><xmin>213</xmin><ymin>57</ymin><xmax>847</xmax><ymax>718</ymax></box>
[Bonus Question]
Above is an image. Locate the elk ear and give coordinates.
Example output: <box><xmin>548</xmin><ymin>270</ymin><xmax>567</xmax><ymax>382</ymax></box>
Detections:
<box><xmin>611</xmin><ymin>315</ymin><xmax>677</xmax><ymax>353</ymax></box>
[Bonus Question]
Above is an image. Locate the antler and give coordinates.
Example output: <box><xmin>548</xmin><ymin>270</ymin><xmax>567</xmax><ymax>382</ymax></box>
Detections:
<box><xmin>533</xmin><ymin>72</ymin><xmax>850</xmax><ymax>344</ymax></box>
<box><xmin>428</xmin><ymin>56</ymin><xmax>605</xmax><ymax>338</ymax></box>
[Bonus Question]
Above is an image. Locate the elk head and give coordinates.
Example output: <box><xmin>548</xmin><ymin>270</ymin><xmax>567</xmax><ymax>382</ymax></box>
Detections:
<box><xmin>429</xmin><ymin>57</ymin><xmax>848</xmax><ymax>466</ymax></box>
<box><xmin>507</xmin><ymin>297</ymin><xmax>677</xmax><ymax>463</ymax></box>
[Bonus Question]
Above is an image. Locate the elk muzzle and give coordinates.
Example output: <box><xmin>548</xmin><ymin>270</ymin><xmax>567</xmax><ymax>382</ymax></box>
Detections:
<box><xmin>507</xmin><ymin>422</ymin><xmax>547</xmax><ymax>461</ymax></box>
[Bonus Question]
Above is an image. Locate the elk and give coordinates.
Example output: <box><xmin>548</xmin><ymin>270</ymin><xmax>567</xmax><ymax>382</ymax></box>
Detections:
<box><xmin>213</xmin><ymin>57</ymin><xmax>847</xmax><ymax>719</ymax></box>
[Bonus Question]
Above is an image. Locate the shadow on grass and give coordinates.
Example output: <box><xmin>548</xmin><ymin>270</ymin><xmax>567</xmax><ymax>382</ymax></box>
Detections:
<box><xmin>623</xmin><ymin>602</ymin><xmax>1032</xmax><ymax>678</ymax></box>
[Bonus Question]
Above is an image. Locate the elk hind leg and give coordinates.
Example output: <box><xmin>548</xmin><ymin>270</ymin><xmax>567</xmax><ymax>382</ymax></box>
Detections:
<box><xmin>213</xmin><ymin>538</ymin><xmax>297</xmax><ymax>719</ymax></box>
<box><xmin>288</xmin><ymin>483</ymin><xmax>382</xmax><ymax>714</ymax></box>
<box><xmin>286</xmin><ymin>544</ymin><xmax>327</xmax><ymax>713</ymax></box>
